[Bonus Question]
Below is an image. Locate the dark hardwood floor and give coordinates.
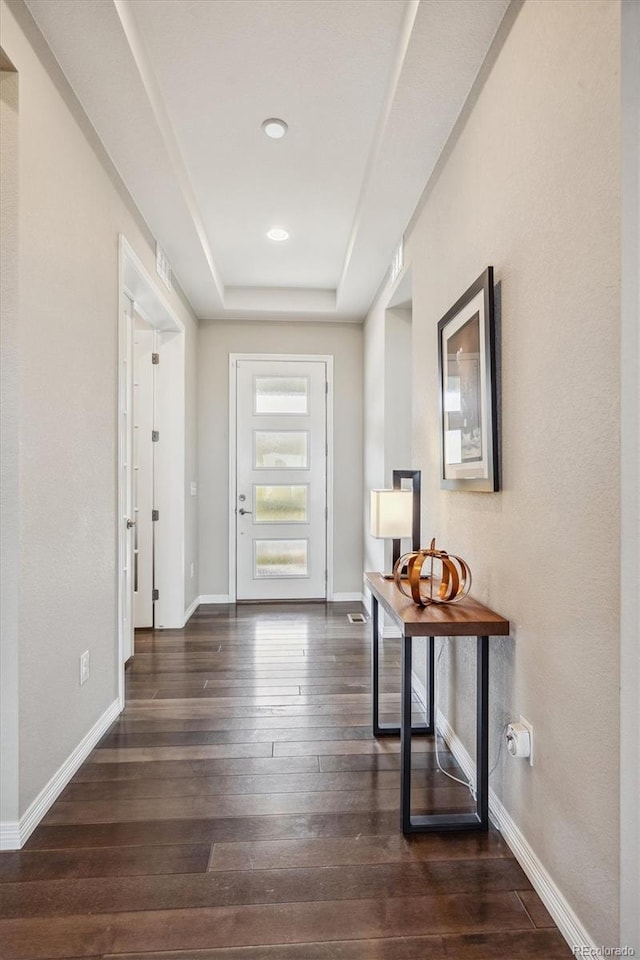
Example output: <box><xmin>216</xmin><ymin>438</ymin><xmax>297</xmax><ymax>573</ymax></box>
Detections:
<box><xmin>0</xmin><ymin>603</ymin><xmax>571</xmax><ymax>959</ymax></box>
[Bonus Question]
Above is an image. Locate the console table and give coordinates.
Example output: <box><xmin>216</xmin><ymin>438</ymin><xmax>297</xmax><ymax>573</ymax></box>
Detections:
<box><xmin>364</xmin><ymin>572</ymin><xmax>510</xmax><ymax>834</ymax></box>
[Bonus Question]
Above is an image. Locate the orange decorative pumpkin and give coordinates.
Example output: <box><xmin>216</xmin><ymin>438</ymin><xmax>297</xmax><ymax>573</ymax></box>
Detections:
<box><xmin>393</xmin><ymin>538</ymin><xmax>472</xmax><ymax>607</ymax></box>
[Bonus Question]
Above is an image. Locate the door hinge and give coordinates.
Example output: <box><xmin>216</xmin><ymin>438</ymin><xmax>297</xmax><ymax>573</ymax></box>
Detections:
<box><xmin>325</xmin><ymin>381</ymin><xmax>328</xmax><ymax>394</ymax></box>
<box><xmin>152</xmin><ymin>588</ymin><xmax>159</xmax><ymax>601</ymax></box>
<box><xmin>152</xmin><ymin>352</ymin><xmax>160</xmax><ymax>365</ymax></box>
<box><xmin>152</xmin><ymin>430</ymin><xmax>160</xmax><ymax>442</ymax></box>
<box><xmin>152</xmin><ymin>509</ymin><xmax>159</xmax><ymax>521</ymax></box>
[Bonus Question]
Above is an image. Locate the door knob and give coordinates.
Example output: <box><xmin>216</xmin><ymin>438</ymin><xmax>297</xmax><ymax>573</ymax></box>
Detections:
<box><xmin>126</xmin><ymin>518</ymin><xmax>136</xmax><ymax>529</ymax></box>
<box><xmin>238</xmin><ymin>508</ymin><xmax>252</xmax><ymax>516</ymax></box>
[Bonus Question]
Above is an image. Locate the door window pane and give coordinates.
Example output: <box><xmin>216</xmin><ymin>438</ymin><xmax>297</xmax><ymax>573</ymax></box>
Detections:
<box><xmin>255</xmin><ymin>540</ymin><xmax>308</xmax><ymax>578</ymax></box>
<box><xmin>254</xmin><ymin>431</ymin><xmax>309</xmax><ymax>469</ymax></box>
<box><xmin>255</xmin><ymin>485</ymin><xmax>308</xmax><ymax>523</ymax></box>
<box><xmin>255</xmin><ymin>377</ymin><xmax>308</xmax><ymax>414</ymax></box>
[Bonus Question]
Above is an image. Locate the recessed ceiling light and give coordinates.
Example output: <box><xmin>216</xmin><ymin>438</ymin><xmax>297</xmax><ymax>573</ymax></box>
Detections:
<box><xmin>267</xmin><ymin>227</ymin><xmax>290</xmax><ymax>242</ymax></box>
<box><xmin>262</xmin><ymin>118</ymin><xmax>288</xmax><ymax>139</ymax></box>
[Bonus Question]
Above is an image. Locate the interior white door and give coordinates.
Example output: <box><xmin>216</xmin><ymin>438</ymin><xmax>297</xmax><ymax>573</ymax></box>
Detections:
<box><xmin>132</xmin><ymin>317</ymin><xmax>155</xmax><ymax>627</ymax></box>
<box><xmin>235</xmin><ymin>359</ymin><xmax>327</xmax><ymax>600</ymax></box>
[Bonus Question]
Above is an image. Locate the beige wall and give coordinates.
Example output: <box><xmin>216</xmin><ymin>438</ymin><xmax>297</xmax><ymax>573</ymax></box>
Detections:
<box><xmin>365</xmin><ymin>0</ymin><xmax>620</xmax><ymax>946</ymax></box>
<box><xmin>198</xmin><ymin>319</ymin><xmax>363</xmax><ymax>598</ymax></box>
<box><xmin>1</xmin><ymin>0</ymin><xmax>199</xmax><ymax>816</ymax></box>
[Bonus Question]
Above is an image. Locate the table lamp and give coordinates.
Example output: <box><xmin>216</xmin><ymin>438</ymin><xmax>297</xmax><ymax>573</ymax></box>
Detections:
<box><xmin>370</xmin><ymin>469</ymin><xmax>421</xmax><ymax>577</ymax></box>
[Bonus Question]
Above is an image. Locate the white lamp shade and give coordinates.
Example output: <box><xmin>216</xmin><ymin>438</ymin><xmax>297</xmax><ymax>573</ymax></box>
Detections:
<box><xmin>370</xmin><ymin>489</ymin><xmax>413</xmax><ymax>539</ymax></box>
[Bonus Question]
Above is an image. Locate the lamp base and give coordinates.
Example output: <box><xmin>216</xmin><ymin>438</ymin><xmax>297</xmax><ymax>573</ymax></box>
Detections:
<box><xmin>384</xmin><ymin>573</ymin><xmax>431</xmax><ymax>581</ymax></box>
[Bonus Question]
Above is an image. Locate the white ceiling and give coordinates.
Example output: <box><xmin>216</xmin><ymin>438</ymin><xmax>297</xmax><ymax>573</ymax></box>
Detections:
<box><xmin>25</xmin><ymin>0</ymin><xmax>509</xmax><ymax>322</ymax></box>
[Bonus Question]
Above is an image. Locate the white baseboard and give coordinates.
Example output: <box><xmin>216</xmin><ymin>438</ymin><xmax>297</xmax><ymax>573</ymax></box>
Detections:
<box><xmin>198</xmin><ymin>594</ymin><xmax>366</xmax><ymax>606</ymax></box>
<box><xmin>0</xmin><ymin>820</ymin><xmax>20</xmax><ymax>850</ymax></box>
<box><xmin>429</xmin><ymin>701</ymin><xmax>597</xmax><ymax>956</ymax></box>
<box><xmin>0</xmin><ymin>698</ymin><xmax>121</xmax><ymax>851</ymax></box>
<box><xmin>490</xmin><ymin>790</ymin><xmax>597</xmax><ymax>954</ymax></box>
<box><xmin>180</xmin><ymin>593</ymin><xmax>370</xmax><ymax>623</ymax></box>
<box><xmin>183</xmin><ymin>595</ymin><xmax>201</xmax><ymax>624</ymax></box>
<box><xmin>435</xmin><ymin>707</ymin><xmax>477</xmax><ymax>790</ymax></box>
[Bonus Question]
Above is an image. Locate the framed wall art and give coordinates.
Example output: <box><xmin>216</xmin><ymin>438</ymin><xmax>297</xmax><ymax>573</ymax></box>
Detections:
<box><xmin>437</xmin><ymin>266</ymin><xmax>499</xmax><ymax>492</ymax></box>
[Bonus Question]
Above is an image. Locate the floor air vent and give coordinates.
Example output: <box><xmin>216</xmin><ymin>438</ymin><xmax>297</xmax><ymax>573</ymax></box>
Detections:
<box><xmin>347</xmin><ymin>613</ymin><xmax>367</xmax><ymax>624</ymax></box>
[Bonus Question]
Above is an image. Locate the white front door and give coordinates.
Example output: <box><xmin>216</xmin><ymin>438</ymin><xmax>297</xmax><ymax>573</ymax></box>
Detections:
<box><xmin>235</xmin><ymin>358</ymin><xmax>327</xmax><ymax>600</ymax></box>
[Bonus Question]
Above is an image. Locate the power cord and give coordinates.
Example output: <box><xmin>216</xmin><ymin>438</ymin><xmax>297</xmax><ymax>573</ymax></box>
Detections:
<box><xmin>489</xmin><ymin>722</ymin><xmax>510</xmax><ymax>776</ymax></box>
<box><xmin>433</xmin><ymin>638</ymin><xmax>477</xmax><ymax>800</ymax></box>
<box><xmin>432</xmin><ymin>637</ymin><xmax>509</xmax><ymax>795</ymax></box>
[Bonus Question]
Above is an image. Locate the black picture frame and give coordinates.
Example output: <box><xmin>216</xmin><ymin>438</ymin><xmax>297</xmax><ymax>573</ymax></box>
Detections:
<box><xmin>437</xmin><ymin>267</ymin><xmax>499</xmax><ymax>492</ymax></box>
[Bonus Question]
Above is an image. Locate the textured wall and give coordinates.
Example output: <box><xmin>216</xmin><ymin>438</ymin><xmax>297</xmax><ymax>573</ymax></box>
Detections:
<box><xmin>198</xmin><ymin>319</ymin><xmax>363</xmax><ymax>598</ymax></box>
<box><xmin>365</xmin><ymin>0</ymin><xmax>621</xmax><ymax>946</ymax></box>
<box><xmin>1</xmin><ymin>0</ymin><xmax>199</xmax><ymax>815</ymax></box>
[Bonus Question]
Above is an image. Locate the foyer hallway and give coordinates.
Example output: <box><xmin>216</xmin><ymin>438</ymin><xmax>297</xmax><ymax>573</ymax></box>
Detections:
<box><xmin>0</xmin><ymin>603</ymin><xmax>571</xmax><ymax>958</ymax></box>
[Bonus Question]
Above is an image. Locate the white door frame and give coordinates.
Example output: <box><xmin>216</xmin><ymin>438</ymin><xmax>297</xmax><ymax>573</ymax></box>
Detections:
<box><xmin>119</xmin><ymin>293</ymin><xmax>135</xmax><ymax>666</ymax></box>
<box><xmin>229</xmin><ymin>353</ymin><xmax>334</xmax><ymax>602</ymax></box>
<box><xmin>117</xmin><ymin>236</ymin><xmax>186</xmax><ymax>706</ymax></box>
<box><xmin>132</xmin><ymin>316</ymin><xmax>155</xmax><ymax>628</ymax></box>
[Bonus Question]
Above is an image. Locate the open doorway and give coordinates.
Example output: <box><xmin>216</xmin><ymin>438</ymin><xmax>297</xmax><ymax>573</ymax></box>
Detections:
<box><xmin>117</xmin><ymin>237</ymin><xmax>187</xmax><ymax>706</ymax></box>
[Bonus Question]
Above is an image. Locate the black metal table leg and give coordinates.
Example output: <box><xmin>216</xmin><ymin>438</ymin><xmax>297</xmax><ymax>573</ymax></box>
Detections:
<box><xmin>400</xmin><ymin>632</ymin><xmax>413</xmax><ymax>831</ymax></box>
<box><xmin>476</xmin><ymin>635</ymin><xmax>490</xmax><ymax>829</ymax></box>
<box><xmin>402</xmin><ymin>633</ymin><xmax>491</xmax><ymax>834</ymax></box>
<box><xmin>371</xmin><ymin>597</ymin><xmax>381</xmax><ymax>735</ymax></box>
<box><xmin>371</xmin><ymin>601</ymin><xmax>432</xmax><ymax>739</ymax></box>
<box><xmin>427</xmin><ymin>636</ymin><xmax>435</xmax><ymax>729</ymax></box>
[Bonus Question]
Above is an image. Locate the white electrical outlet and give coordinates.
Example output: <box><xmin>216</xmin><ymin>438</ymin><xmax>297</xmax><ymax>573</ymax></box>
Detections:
<box><xmin>519</xmin><ymin>715</ymin><xmax>533</xmax><ymax>765</ymax></box>
<box><xmin>190</xmin><ymin>481</ymin><xmax>197</xmax><ymax>496</ymax></box>
<box><xmin>79</xmin><ymin>650</ymin><xmax>90</xmax><ymax>685</ymax></box>
<box><xmin>507</xmin><ymin>715</ymin><xmax>534</xmax><ymax>765</ymax></box>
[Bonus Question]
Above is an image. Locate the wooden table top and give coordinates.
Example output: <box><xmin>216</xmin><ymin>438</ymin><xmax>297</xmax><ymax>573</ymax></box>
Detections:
<box><xmin>364</xmin><ymin>572</ymin><xmax>510</xmax><ymax>637</ymax></box>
